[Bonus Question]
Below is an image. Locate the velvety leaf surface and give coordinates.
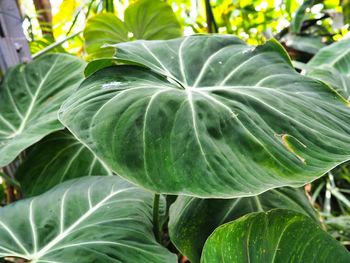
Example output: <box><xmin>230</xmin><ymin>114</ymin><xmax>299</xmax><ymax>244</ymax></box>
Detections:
<box><xmin>307</xmin><ymin>38</ymin><xmax>350</xmax><ymax>99</ymax></box>
<box><xmin>0</xmin><ymin>176</ymin><xmax>176</xmax><ymax>263</ymax></box>
<box><xmin>169</xmin><ymin>188</ymin><xmax>318</xmax><ymax>263</ymax></box>
<box><xmin>60</xmin><ymin>35</ymin><xmax>350</xmax><ymax>198</ymax></box>
<box><xmin>83</xmin><ymin>0</ymin><xmax>182</xmax><ymax>59</ymax></box>
<box><xmin>201</xmin><ymin>209</ymin><xmax>350</xmax><ymax>263</ymax></box>
<box><xmin>0</xmin><ymin>54</ymin><xmax>85</xmax><ymax>167</ymax></box>
<box><xmin>16</xmin><ymin>131</ymin><xmax>112</xmax><ymax>197</ymax></box>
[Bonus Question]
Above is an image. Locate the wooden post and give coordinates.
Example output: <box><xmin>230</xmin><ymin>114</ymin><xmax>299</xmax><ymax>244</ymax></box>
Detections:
<box><xmin>0</xmin><ymin>0</ymin><xmax>31</xmax><ymax>73</ymax></box>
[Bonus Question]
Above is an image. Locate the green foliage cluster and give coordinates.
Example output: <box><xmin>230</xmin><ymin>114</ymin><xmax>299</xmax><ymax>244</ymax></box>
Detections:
<box><xmin>0</xmin><ymin>0</ymin><xmax>350</xmax><ymax>262</ymax></box>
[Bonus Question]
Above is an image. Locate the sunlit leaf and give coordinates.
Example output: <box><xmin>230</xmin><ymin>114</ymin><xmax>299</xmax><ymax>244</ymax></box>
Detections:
<box><xmin>201</xmin><ymin>209</ymin><xmax>350</xmax><ymax>262</ymax></box>
<box><xmin>83</xmin><ymin>0</ymin><xmax>182</xmax><ymax>59</ymax></box>
<box><xmin>169</xmin><ymin>188</ymin><xmax>318</xmax><ymax>263</ymax></box>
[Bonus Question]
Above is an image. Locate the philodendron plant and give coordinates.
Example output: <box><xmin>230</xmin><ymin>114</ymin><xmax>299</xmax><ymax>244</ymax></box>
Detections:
<box><xmin>0</xmin><ymin>34</ymin><xmax>350</xmax><ymax>263</ymax></box>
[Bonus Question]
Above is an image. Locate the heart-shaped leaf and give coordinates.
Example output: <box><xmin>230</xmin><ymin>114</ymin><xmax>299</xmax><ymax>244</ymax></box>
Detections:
<box><xmin>16</xmin><ymin>131</ymin><xmax>112</xmax><ymax>197</ymax></box>
<box><xmin>201</xmin><ymin>209</ymin><xmax>350</xmax><ymax>263</ymax></box>
<box><xmin>84</xmin><ymin>0</ymin><xmax>182</xmax><ymax>59</ymax></box>
<box><xmin>0</xmin><ymin>176</ymin><xmax>176</xmax><ymax>263</ymax></box>
<box><xmin>0</xmin><ymin>54</ymin><xmax>85</xmax><ymax>167</ymax></box>
<box><xmin>60</xmin><ymin>35</ymin><xmax>350</xmax><ymax>197</ymax></box>
<box><xmin>169</xmin><ymin>188</ymin><xmax>318</xmax><ymax>263</ymax></box>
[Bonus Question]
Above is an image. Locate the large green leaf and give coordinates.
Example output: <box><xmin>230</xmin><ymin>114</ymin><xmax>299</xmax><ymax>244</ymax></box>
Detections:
<box><xmin>169</xmin><ymin>188</ymin><xmax>318</xmax><ymax>263</ymax></box>
<box><xmin>60</xmin><ymin>35</ymin><xmax>350</xmax><ymax>198</ymax></box>
<box><xmin>84</xmin><ymin>0</ymin><xmax>182</xmax><ymax>59</ymax></box>
<box><xmin>201</xmin><ymin>209</ymin><xmax>350</xmax><ymax>263</ymax></box>
<box><xmin>0</xmin><ymin>54</ymin><xmax>85</xmax><ymax>167</ymax></box>
<box><xmin>307</xmin><ymin>38</ymin><xmax>350</xmax><ymax>99</ymax></box>
<box><xmin>16</xmin><ymin>131</ymin><xmax>112</xmax><ymax>197</ymax></box>
<box><xmin>0</xmin><ymin>176</ymin><xmax>176</xmax><ymax>263</ymax></box>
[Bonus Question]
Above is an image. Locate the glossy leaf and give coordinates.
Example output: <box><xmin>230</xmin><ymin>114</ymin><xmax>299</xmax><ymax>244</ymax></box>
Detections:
<box><xmin>16</xmin><ymin>131</ymin><xmax>112</xmax><ymax>197</ymax></box>
<box><xmin>0</xmin><ymin>54</ymin><xmax>85</xmax><ymax>167</ymax></box>
<box><xmin>0</xmin><ymin>176</ymin><xmax>176</xmax><ymax>263</ymax></box>
<box><xmin>201</xmin><ymin>209</ymin><xmax>350</xmax><ymax>263</ymax></box>
<box><xmin>169</xmin><ymin>188</ymin><xmax>318</xmax><ymax>263</ymax></box>
<box><xmin>83</xmin><ymin>0</ymin><xmax>182</xmax><ymax>59</ymax></box>
<box><xmin>60</xmin><ymin>35</ymin><xmax>350</xmax><ymax>198</ymax></box>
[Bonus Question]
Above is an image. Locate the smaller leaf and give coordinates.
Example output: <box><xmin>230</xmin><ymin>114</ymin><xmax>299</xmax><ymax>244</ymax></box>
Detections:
<box><xmin>201</xmin><ymin>209</ymin><xmax>350</xmax><ymax>263</ymax></box>
<box><xmin>83</xmin><ymin>0</ymin><xmax>182</xmax><ymax>59</ymax></box>
<box><xmin>0</xmin><ymin>176</ymin><xmax>177</xmax><ymax>263</ymax></box>
<box><xmin>291</xmin><ymin>0</ymin><xmax>314</xmax><ymax>33</ymax></box>
<box><xmin>306</xmin><ymin>38</ymin><xmax>350</xmax><ymax>99</ymax></box>
<box><xmin>0</xmin><ymin>54</ymin><xmax>85</xmax><ymax>167</ymax></box>
<box><xmin>124</xmin><ymin>0</ymin><xmax>182</xmax><ymax>40</ymax></box>
<box><xmin>84</xmin><ymin>58</ymin><xmax>118</xmax><ymax>77</ymax></box>
<box><xmin>169</xmin><ymin>188</ymin><xmax>318</xmax><ymax>263</ymax></box>
<box><xmin>281</xmin><ymin>34</ymin><xmax>325</xmax><ymax>55</ymax></box>
<box><xmin>84</xmin><ymin>13</ymin><xmax>129</xmax><ymax>59</ymax></box>
<box><xmin>15</xmin><ymin>130</ymin><xmax>112</xmax><ymax>197</ymax></box>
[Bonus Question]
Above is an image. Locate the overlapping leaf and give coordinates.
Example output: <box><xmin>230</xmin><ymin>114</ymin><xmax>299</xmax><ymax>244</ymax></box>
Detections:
<box><xmin>0</xmin><ymin>176</ymin><xmax>176</xmax><ymax>263</ymax></box>
<box><xmin>0</xmin><ymin>54</ymin><xmax>85</xmax><ymax>167</ymax></box>
<box><xmin>84</xmin><ymin>0</ymin><xmax>182</xmax><ymax>59</ymax></box>
<box><xmin>16</xmin><ymin>131</ymin><xmax>112</xmax><ymax>197</ymax></box>
<box><xmin>169</xmin><ymin>188</ymin><xmax>318</xmax><ymax>263</ymax></box>
<box><xmin>201</xmin><ymin>209</ymin><xmax>350</xmax><ymax>262</ymax></box>
<box><xmin>60</xmin><ymin>35</ymin><xmax>350</xmax><ymax>197</ymax></box>
<box><xmin>307</xmin><ymin>38</ymin><xmax>350</xmax><ymax>99</ymax></box>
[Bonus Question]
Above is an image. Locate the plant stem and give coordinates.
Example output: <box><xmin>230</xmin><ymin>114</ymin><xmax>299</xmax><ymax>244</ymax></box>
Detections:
<box><xmin>204</xmin><ymin>0</ymin><xmax>218</xmax><ymax>33</ymax></box>
<box><xmin>32</xmin><ymin>31</ymin><xmax>82</xmax><ymax>59</ymax></box>
<box><xmin>153</xmin><ymin>193</ymin><xmax>161</xmax><ymax>243</ymax></box>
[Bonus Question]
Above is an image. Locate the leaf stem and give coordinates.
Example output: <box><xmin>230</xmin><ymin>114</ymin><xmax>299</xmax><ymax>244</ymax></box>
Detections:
<box><xmin>32</xmin><ymin>31</ymin><xmax>82</xmax><ymax>59</ymax></box>
<box><xmin>153</xmin><ymin>193</ymin><xmax>161</xmax><ymax>243</ymax></box>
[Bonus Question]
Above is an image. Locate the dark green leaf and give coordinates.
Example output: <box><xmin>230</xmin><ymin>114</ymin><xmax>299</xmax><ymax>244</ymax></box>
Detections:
<box><xmin>0</xmin><ymin>54</ymin><xmax>85</xmax><ymax>167</ymax></box>
<box><xmin>60</xmin><ymin>35</ymin><xmax>350</xmax><ymax>198</ymax></box>
<box><xmin>16</xmin><ymin>131</ymin><xmax>112</xmax><ymax>197</ymax></box>
<box><xmin>169</xmin><ymin>188</ymin><xmax>318</xmax><ymax>263</ymax></box>
<box><xmin>0</xmin><ymin>176</ymin><xmax>177</xmax><ymax>262</ymax></box>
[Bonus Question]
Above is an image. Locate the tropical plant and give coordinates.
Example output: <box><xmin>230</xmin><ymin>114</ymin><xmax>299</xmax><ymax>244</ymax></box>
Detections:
<box><xmin>1</xmin><ymin>0</ymin><xmax>350</xmax><ymax>262</ymax></box>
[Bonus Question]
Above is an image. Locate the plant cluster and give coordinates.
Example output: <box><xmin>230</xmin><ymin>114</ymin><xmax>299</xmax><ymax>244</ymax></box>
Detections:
<box><xmin>0</xmin><ymin>0</ymin><xmax>350</xmax><ymax>262</ymax></box>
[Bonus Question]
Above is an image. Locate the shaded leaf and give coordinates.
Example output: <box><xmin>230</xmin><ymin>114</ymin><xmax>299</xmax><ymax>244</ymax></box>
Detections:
<box><xmin>307</xmin><ymin>38</ymin><xmax>350</xmax><ymax>99</ymax></box>
<box><xmin>16</xmin><ymin>131</ymin><xmax>112</xmax><ymax>197</ymax></box>
<box><xmin>0</xmin><ymin>54</ymin><xmax>85</xmax><ymax>167</ymax></box>
<box><xmin>169</xmin><ymin>187</ymin><xmax>318</xmax><ymax>263</ymax></box>
<box><xmin>0</xmin><ymin>176</ymin><xmax>177</xmax><ymax>263</ymax></box>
